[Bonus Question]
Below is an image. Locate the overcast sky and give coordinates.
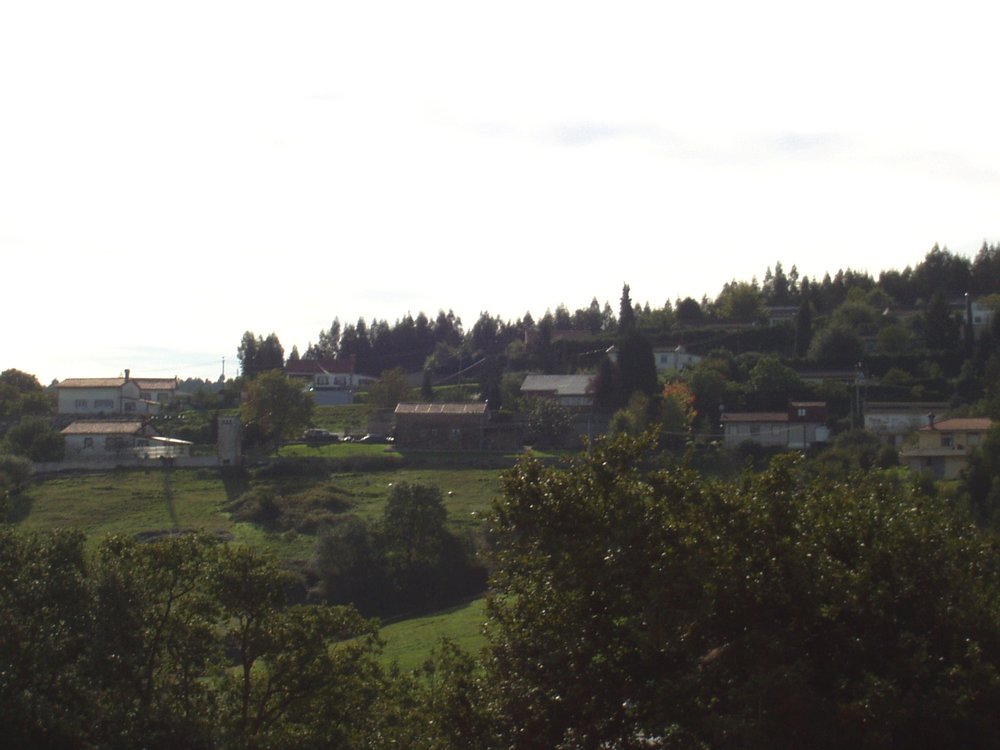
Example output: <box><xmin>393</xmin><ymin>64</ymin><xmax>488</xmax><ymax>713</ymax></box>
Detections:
<box><xmin>3</xmin><ymin>1</ymin><xmax>999</xmax><ymax>384</ymax></box>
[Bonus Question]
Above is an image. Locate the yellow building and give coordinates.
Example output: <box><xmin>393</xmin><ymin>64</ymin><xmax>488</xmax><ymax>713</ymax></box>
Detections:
<box><xmin>900</xmin><ymin>416</ymin><xmax>993</xmax><ymax>479</ymax></box>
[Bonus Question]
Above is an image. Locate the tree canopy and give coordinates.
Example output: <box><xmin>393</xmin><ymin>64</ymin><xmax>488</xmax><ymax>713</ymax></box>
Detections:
<box><xmin>485</xmin><ymin>433</ymin><xmax>1000</xmax><ymax>748</ymax></box>
<box><xmin>240</xmin><ymin>370</ymin><xmax>313</xmax><ymax>454</ymax></box>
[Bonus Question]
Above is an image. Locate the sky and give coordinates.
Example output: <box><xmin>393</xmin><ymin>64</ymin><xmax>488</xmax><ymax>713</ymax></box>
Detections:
<box><xmin>2</xmin><ymin>1</ymin><xmax>999</xmax><ymax>384</ymax></box>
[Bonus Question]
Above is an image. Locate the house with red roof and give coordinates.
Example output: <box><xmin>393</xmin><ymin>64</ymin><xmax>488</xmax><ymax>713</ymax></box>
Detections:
<box><xmin>721</xmin><ymin>402</ymin><xmax>830</xmax><ymax>449</ymax></box>
<box><xmin>900</xmin><ymin>416</ymin><xmax>993</xmax><ymax>479</ymax></box>
<box><xmin>284</xmin><ymin>357</ymin><xmax>375</xmax><ymax>405</ymax></box>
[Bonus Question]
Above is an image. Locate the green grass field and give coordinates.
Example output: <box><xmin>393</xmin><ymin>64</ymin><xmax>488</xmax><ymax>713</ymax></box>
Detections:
<box><xmin>7</xmin><ymin>398</ymin><xmax>543</xmax><ymax>667</ymax></box>
<box><xmin>11</xmin><ymin>456</ymin><xmax>507</xmax><ymax>666</ymax></box>
<box><xmin>378</xmin><ymin>597</ymin><xmax>488</xmax><ymax>672</ymax></box>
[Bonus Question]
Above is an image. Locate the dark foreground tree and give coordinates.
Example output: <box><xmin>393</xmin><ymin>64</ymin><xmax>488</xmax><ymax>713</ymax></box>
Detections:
<box><xmin>0</xmin><ymin>529</ymin><xmax>386</xmax><ymax>749</ymax></box>
<box><xmin>485</xmin><ymin>433</ymin><xmax>1000</xmax><ymax>748</ymax></box>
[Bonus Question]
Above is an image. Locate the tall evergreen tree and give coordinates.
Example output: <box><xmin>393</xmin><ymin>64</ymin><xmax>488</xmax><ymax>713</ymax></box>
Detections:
<box><xmin>619</xmin><ymin>284</ymin><xmax>636</xmax><ymax>333</ymax></box>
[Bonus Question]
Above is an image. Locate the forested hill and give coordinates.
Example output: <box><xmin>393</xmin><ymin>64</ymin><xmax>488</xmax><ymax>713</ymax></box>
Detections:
<box><xmin>230</xmin><ymin>243</ymin><xmax>1000</xmax><ymax>427</ymax></box>
<box><xmin>253</xmin><ymin>243</ymin><xmax>1000</xmax><ymax>376</ymax></box>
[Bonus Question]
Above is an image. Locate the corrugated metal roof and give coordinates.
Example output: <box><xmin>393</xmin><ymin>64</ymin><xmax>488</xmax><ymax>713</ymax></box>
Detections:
<box><xmin>61</xmin><ymin>421</ymin><xmax>147</xmax><ymax>435</ymax></box>
<box><xmin>395</xmin><ymin>403</ymin><xmax>487</xmax><ymax>415</ymax></box>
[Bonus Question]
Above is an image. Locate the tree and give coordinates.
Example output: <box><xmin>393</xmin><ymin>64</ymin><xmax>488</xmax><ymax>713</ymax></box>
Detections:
<box><xmin>675</xmin><ymin>297</ymin><xmax>703</xmax><ymax>324</ymax></box>
<box><xmin>240</xmin><ymin>370</ymin><xmax>313</xmax><ymax>454</ymax></box>
<box><xmin>660</xmin><ymin>380</ymin><xmax>696</xmax><ymax>448</ymax></box>
<box><xmin>214</xmin><ymin>545</ymin><xmax>381</xmax><ymax>748</ymax></box>
<box><xmin>524</xmin><ymin>397</ymin><xmax>573</xmax><ymax>449</ymax></box>
<box><xmin>2</xmin><ymin>416</ymin><xmax>65</xmax><ymax>461</ymax></box>
<box><xmin>960</xmin><ymin>423</ymin><xmax>1000</xmax><ymax>526</ymax></box>
<box><xmin>0</xmin><ymin>528</ymin><xmax>95</xmax><ymax>747</ymax></box>
<box><xmin>420</xmin><ymin>368</ymin><xmax>435</xmax><ymax>401</ymax></box>
<box><xmin>237</xmin><ymin>331</ymin><xmax>285</xmax><ymax>378</ymax></box>
<box><xmin>615</xmin><ymin>330</ymin><xmax>657</xmax><ymax>404</ymax></box>
<box><xmin>381</xmin><ymin>482</ymin><xmax>483</xmax><ymax>613</ymax></box>
<box><xmin>591</xmin><ymin>356</ymin><xmax>620</xmax><ymax>410</ymax></box>
<box><xmin>382</xmin><ymin>482</ymin><xmax>448</xmax><ymax>578</ymax></box>
<box><xmin>306</xmin><ymin>318</ymin><xmax>341</xmax><ymax>359</ymax></box>
<box><xmin>618</xmin><ymin>283</ymin><xmax>636</xmax><ymax>333</ymax></box>
<box><xmin>807</xmin><ymin>325</ymin><xmax>864</xmax><ymax>366</ymax></box>
<box><xmin>368</xmin><ymin>367</ymin><xmax>411</xmax><ymax>410</ymax></box>
<box><xmin>0</xmin><ymin>368</ymin><xmax>51</xmax><ymax>420</ymax></box>
<box><xmin>763</xmin><ymin>260</ymin><xmax>791</xmax><ymax>305</ymax></box>
<box><xmin>486</xmin><ymin>434</ymin><xmax>1000</xmax><ymax>748</ymax></box>
<box><xmin>747</xmin><ymin>354</ymin><xmax>806</xmax><ymax>410</ymax></box>
<box><xmin>89</xmin><ymin>533</ymin><xmax>221</xmax><ymax>745</ymax></box>
<box><xmin>794</xmin><ymin>298</ymin><xmax>814</xmax><ymax>357</ymax></box>
<box><xmin>715</xmin><ymin>279</ymin><xmax>764</xmax><ymax>322</ymax></box>
<box><xmin>314</xmin><ymin>516</ymin><xmax>388</xmax><ymax>613</ymax></box>
<box><xmin>0</xmin><ymin>454</ymin><xmax>33</xmax><ymax>504</ymax></box>
<box><xmin>925</xmin><ymin>290</ymin><xmax>959</xmax><ymax>351</ymax></box>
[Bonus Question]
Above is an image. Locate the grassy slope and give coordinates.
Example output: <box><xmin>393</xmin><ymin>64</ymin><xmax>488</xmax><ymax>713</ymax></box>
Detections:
<box><xmin>13</xmin><ymin>450</ymin><xmax>510</xmax><ymax>665</ymax></box>
<box><xmin>378</xmin><ymin>597</ymin><xmax>488</xmax><ymax>673</ymax></box>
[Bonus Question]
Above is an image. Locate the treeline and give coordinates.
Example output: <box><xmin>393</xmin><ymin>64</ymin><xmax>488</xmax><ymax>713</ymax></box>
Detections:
<box><xmin>8</xmin><ymin>433</ymin><xmax>1000</xmax><ymax>748</ymax></box>
<box><xmin>233</xmin><ymin>243</ymin><xmax>1000</xmax><ymax>396</ymax></box>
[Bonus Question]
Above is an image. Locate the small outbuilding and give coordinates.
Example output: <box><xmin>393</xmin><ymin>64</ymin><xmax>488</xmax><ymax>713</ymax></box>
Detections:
<box><xmin>61</xmin><ymin>420</ymin><xmax>160</xmax><ymax>459</ymax></box>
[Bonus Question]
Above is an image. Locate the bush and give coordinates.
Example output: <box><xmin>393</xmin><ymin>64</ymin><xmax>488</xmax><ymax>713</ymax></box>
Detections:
<box><xmin>2</xmin><ymin>417</ymin><xmax>64</xmax><ymax>462</ymax></box>
<box><xmin>0</xmin><ymin>453</ymin><xmax>33</xmax><ymax>497</ymax></box>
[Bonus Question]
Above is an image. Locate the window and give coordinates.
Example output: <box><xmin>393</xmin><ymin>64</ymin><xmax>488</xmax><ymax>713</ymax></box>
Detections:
<box><xmin>941</xmin><ymin>434</ymin><xmax>953</xmax><ymax>448</ymax></box>
<box><xmin>316</xmin><ymin>375</ymin><xmax>330</xmax><ymax>386</ymax></box>
<box><xmin>124</xmin><ymin>402</ymin><xmax>136</xmax><ymax>412</ymax></box>
<box><xmin>75</xmin><ymin>399</ymin><xmax>88</xmax><ymax>409</ymax></box>
<box><xmin>83</xmin><ymin>437</ymin><xmax>94</xmax><ymax>449</ymax></box>
<box><xmin>94</xmin><ymin>399</ymin><xmax>114</xmax><ymax>409</ymax></box>
<box><xmin>797</xmin><ymin>408</ymin><xmax>807</xmax><ymax>417</ymax></box>
<box><xmin>334</xmin><ymin>375</ymin><xmax>346</xmax><ymax>386</ymax></box>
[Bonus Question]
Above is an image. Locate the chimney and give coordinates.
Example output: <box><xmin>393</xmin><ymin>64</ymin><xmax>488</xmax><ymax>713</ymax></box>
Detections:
<box><xmin>124</xmin><ymin>368</ymin><xmax>130</xmax><ymax>381</ymax></box>
<box><xmin>927</xmin><ymin>413</ymin><xmax>935</xmax><ymax>429</ymax></box>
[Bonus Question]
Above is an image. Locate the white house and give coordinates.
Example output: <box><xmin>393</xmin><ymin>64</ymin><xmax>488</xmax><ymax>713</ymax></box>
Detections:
<box><xmin>722</xmin><ymin>402</ymin><xmax>830</xmax><ymax>449</ymax></box>
<box><xmin>863</xmin><ymin>402</ymin><xmax>950</xmax><ymax>448</ymax></box>
<box><xmin>57</xmin><ymin>370</ymin><xmax>178</xmax><ymax>416</ymax></box>
<box><xmin>284</xmin><ymin>357</ymin><xmax>375</xmax><ymax>405</ymax></box>
<box><xmin>61</xmin><ymin>420</ymin><xmax>160</xmax><ymax>459</ymax></box>
<box><xmin>652</xmin><ymin>345</ymin><xmax>703</xmax><ymax>373</ymax></box>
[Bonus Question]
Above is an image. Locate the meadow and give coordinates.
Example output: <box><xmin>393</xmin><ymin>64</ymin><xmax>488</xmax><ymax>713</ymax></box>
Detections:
<box><xmin>13</xmin><ymin>443</ymin><xmax>511</xmax><ymax>669</ymax></box>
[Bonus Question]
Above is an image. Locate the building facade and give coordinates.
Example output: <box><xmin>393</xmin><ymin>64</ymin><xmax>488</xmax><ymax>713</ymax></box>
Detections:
<box><xmin>900</xmin><ymin>416</ymin><xmax>993</xmax><ymax>479</ymax></box>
